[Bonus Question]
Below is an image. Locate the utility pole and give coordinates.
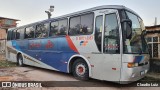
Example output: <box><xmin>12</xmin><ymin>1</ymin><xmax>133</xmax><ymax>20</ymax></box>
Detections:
<box><xmin>45</xmin><ymin>6</ymin><xmax>54</xmax><ymax>19</ymax></box>
<box><xmin>154</xmin><ymin>17</ymin><xmax>157</xmax><ymax>25</ymax></box>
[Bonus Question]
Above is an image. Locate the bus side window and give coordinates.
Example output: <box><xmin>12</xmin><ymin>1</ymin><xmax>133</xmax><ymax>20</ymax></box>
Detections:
<box><xmin>25</xmin><ymin>27</ymin><xmax>35</xmax><ymax>39</ymax></box>
<box><xmin>20</xmin><ymin>28</ymin><xmax>25</xmax><ymax>39</ymax></box>
<box><xmin>41</xmin><ymin>23</ymin><xmax>49</xmax><ymax>37</ymax></box>
<box><xmin>95</xmin><ymin>16</ymin><xmax>103</xmax><ymax>52</ymax></box>
<box><xmin>80</xmin><ymin>13</ymin><xmax>93</xmax><ymax>34</ymax></box>
<box><xmin>16</xmin><ymin>29</ymin><xmax>20</xmax><ymax>39</ymax></box>
<box><xmin>11</xmin><ymin>30</ymin><xmax>16</xmax><ymax>40</ymax></box>
<box><xmin>35</xmin><ymin>23</ymin><xmax>49</xmax><ymax>38</ymax></box>
<box><xmin>69</xmin><ymin>13</ymin><xmax>93</xmax><ymax>35</ymax></box>
<box><xmin>58</xmin><ymin>19</ymin><xmax>67</xmax><ymax>35</ymax></box>
<box><xmin>69</xmin><ymin>16</ymin><xmax>80</xmax><ymax>35</ymax></box>
<box><xmin>50</xmin><ymin>21</ymin><xmax>59</xmax><ymax>36</ymax></box>
<box><xmin>104</xmin><ymin>13</ymin><xmax>120</xmax><ymax>54</ymax></box>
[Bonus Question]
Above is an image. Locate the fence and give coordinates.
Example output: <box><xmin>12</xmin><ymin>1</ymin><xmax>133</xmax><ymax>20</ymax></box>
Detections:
<box><xmin>147</xmin><ymin>36</ymin><xmax>160</xmax><ymax>59</ymax></box>
<box><xmin>0</xmin><ymin>39</ymin><xmax>6</xmax><ymax>60</ymax></box>
<box><xmin>150</xmin><ymin>59</ymin><xmax>160</xmax><ymax>73</ymax></box>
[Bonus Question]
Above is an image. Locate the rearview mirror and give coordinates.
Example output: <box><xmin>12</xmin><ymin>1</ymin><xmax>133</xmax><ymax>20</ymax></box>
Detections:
<box><xmin>121</xmin><ymin>19</ymin><xmax>132</xmax><ymax>39</ymax></box>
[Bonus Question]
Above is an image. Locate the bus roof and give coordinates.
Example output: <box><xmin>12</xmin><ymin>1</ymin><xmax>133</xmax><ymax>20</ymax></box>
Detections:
<box><xmin>55</xmin><ymin>5</ymin><xmax>139</xmax><ymax>19</ymax></box>
<box><xmin>8</xmin><ymin>5</ymin><xmax>139</xmax><ymax>31</ymax></box>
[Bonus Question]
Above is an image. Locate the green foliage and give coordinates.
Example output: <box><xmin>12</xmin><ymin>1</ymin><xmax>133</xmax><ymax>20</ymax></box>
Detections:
<box><xmin>0</xmin><ymin>60</ymin><xmax>17</xmax><ymax>68</ymax></box>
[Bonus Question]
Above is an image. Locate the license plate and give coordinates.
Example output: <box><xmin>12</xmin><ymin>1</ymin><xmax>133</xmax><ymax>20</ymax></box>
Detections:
<box><xmin>140</xmin><ymin>71</ymin><xmax>145</xmax><ymax>76</ymax></box>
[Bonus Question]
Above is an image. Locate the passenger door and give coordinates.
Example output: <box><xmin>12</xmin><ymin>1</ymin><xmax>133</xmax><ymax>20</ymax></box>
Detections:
<box><xmin>91</xmin><ymin>9</ymin><xmax>122</xmax><ymax>81</ymax></box>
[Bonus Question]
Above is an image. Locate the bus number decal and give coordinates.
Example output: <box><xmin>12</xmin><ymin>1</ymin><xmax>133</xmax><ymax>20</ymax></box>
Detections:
<box><xmin>80</xmin><ymin>41</ymin><xmax>88</xmax><ymax>46</ymax></box>
<box><xmin>105</xmin><ymin>44</ymin><xmax>119</xmax><ymax>50</ymax></box>
<box><xmin>76</xmin><ymin>36</ymin><xmax>93</xmax><ymax>41</ymax></box>
<box><xmin>29</xmin><ymin>41</ymin><xmax>41</xmax><ymax>48</ymax></box>
<box><xmin>45</xmin><ymin>40</ymin><xmax>54</xmax><ymax>49</ymax></box>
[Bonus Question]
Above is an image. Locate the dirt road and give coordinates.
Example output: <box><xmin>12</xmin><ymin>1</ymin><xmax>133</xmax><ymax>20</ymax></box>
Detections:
<box><xmin>0</xmin><ymin>66</ymin><xmax>159</xmax><ymax>90</ymax></box>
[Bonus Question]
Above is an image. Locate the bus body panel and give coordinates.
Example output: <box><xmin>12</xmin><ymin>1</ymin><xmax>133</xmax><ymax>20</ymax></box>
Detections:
<box><xmin>83</xmin><ymin>53</ymin><xmax>121</xmax><ymax>81</ymax></box>
<box><xmin>120</xmin><ymin>54</ymin><xmax>150</xmax><ymax>83</ymax></box>
<box><xmin>6</xmin><ymin>41</ymin><xmax>17</xmax><ymax>62</ymax></box>
<box><xmin>69</xmin><ymin>35</ymin><xmax>99</xmax><ymax>53</ymax></box>
<box><xmin>6</xmin><ymin>5</ymin><xmax>150</xmax><ymax>84</ymax></box>
<box><xmin>69</xmin><ymin>34</ymin><xmax>121</xmax><ymax>81</ymax></box>
<box><xmin>6</xmin><ymin>40</ymin><xmax>60</xmax><ymax>71</ymax></box>
<box><xmin>7</xmin><ymin>36</ymin><xmax>79</xmax><ymax>72</ymax></box>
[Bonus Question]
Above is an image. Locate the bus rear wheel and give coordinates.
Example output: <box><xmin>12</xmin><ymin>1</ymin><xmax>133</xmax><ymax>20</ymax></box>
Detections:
<box><xmin>72</xmin><ymin>59</ymin><xmax>89</xmax><ymax>80</ymax></box>
<box><xmin>17</xmin><ymin>54</ymin><xmax>24</xmax><ymax>67</ymax></box>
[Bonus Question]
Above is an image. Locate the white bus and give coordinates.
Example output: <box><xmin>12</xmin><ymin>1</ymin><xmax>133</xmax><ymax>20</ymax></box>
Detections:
<box><xmin>6</xmin><ymin>5</ymin><xmax>149</xmax><ymax>84</ymax></box>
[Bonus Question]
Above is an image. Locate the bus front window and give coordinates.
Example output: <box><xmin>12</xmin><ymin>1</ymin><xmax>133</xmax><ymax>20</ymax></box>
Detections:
<box><xmin>123</xmin><ymin>11</ymin><xmax>148</xmax><ymax>54</ymax></box>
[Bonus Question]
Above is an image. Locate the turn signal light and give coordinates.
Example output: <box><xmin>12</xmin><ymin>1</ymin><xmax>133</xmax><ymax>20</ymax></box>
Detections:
<box><xmin>127</xmin><ymin>63</ymin><xmax>138</xmax><ymax>68</ymax></box>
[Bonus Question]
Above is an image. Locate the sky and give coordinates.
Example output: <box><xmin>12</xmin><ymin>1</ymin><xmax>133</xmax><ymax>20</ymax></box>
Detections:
<box><xmin>0</xmin><ymin>0</ymin><xmax>160</xmax><ymax>26</ymax></box>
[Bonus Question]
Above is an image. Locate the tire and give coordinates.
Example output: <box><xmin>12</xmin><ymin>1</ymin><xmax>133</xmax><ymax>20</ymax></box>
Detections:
<box><xmin>17</xmin><ymin>54</ymin><xmax>24</xmax><ymax>67</ymax></box>
<box><xmin>72</xmin><ymin>59</ymin><xmax>89</xmax><ymax>80</ymax></box>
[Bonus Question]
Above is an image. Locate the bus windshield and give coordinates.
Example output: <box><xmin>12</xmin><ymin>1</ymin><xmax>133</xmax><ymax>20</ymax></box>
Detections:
<box><xmin>123</xmin><ymin>11</ymin><xmax>148</xmax><ymax>54</ymax></box>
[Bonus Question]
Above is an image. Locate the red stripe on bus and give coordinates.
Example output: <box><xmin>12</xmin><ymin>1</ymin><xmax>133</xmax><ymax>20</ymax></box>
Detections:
<box><xmin>66</xmin><ymin>35</ymin><xmax>79</xmax><ymax>53</ymax></box>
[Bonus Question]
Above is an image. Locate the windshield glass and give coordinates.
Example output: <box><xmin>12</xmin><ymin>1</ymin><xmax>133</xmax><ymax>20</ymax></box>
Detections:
<box><xmin>123</xmin><ymin>11</ymin><xmax>148</xmax><ymax>54</ymax></box>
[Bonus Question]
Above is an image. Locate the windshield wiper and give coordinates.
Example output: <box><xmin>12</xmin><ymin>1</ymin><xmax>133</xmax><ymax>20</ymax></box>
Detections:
<box><xmin>141</xmin><ymin>30</ymin><xmax>148</xmax><ymax>54</ymax></box>
<box><xmin>138</xmin><ymin>48</ymin><xmax>142</xmax><ymax>55</ymax></box>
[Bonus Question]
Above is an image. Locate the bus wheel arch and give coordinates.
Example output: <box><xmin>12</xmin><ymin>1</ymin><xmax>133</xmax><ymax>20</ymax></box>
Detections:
<box><xmin>17</xmin><ymin>53</ymin><xmax>24</xmax><ymax>66</ymax></box>
<box><xmin>68</xmin><ymin>56</ymin><xmax>91</xmax><ymax>80</ymax></box>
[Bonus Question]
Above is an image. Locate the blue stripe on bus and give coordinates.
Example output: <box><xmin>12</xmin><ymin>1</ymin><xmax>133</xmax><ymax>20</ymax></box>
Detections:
<box><xmin>12</xmin><ymin>37</ymin><xmax>78</xmax><ymax>72</ymax></box>
<box><xmin>134</xmin><ymin>56</ymin><xmax>144</xmax><ymax>63</ymax></box>
<box><xmin>12</xmin><ymin>40</ymin><xmax>21</xmax><ymax>51</ymax></box>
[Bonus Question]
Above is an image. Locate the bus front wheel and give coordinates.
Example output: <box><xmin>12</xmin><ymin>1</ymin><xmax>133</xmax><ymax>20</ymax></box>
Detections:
<box><xmin>17</xmin><ymin>54</ymin><xmax>24</xmax><ymax>67</ymax></box>
<box><xmin>72</xmin><ymin>59</ymin><xmax>89</xmax><ymax>80</ymax></box>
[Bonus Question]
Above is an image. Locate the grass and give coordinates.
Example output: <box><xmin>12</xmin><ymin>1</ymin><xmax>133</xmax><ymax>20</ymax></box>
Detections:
<box><xmin>0</xmin><ymin>60</ymin><xmax>17</xmax><ymax>68</ymax></box>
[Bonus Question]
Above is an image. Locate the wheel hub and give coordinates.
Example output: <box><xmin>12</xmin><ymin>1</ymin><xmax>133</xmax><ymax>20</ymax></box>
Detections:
<box><xmin>19</xmin><ymin>58</ymin><xmax>22</xmax><ymax>65</ymax></box>
<box><xmin>76</xmin><ymin>64</ymin><xmax>86</xmax><ymax>76</ymax></box>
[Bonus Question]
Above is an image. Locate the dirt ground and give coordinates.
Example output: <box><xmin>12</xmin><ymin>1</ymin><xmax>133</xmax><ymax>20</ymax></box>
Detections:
<box><xmin>0</xmin><ymin>66</ymin><xmax>160</xmax><ymax>90</ymax></box>
<box><xmin>0</xmin><ymin>54</ymin><xmax>5</xmax><ymax>60</ymax></box>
